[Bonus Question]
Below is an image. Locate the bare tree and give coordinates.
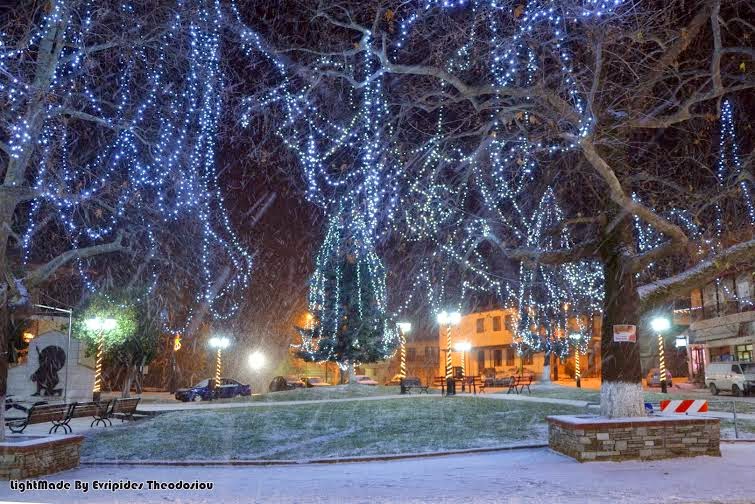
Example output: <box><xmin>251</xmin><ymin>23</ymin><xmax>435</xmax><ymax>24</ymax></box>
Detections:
<box><xmin>250</xmin><ymin>0</ymin><xmax>754</xmax><ymax>416</ymax></box>
<box><xmin>0</xmin><ymin>0</ymin><xmax>263</xmax><ymax>438</ymax></box>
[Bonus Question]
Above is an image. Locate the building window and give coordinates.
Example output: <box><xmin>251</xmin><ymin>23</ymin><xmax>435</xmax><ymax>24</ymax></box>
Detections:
<box><xmin>478</xmin><ymin>350</ymin><xmax>485</xmax><ymax>371</ymax></box>
<box><xmin>522</xmin><ymin>352</ymin><xmax>533</xmax><ymax>365</ymax></box>
<box><xmin>476</xmin><ymin>318</ymin><xmax>485</xmax><ymax>333</ymax></box>
<box><xmin>736</xmin><ymin>344</ymin><xmax>753</xmax><ymax>362</ymax></box>
<box><xmin>425</xmin><ymin>346</ymin><xmax>438</xmax><ymax>363</ymax></box>
<box><xmin>504</xmin><ymin>315</ymin><xmax>514</xmax><ymax>331</ymax></box>
<box><xmin>493</xmin><ymin>349</ymin><xmax>503</xmax><ymax>367</ymax></box>
<box><xmin>407</xmin><ymin>347</ymin><xmax>416</xmax><ymax>362</ymax></box>
<box><xmin>506</xmin><ymin>347</ymin><xmax>515</xmax><ymax>366</ymax></box>
<box><xmin>492</xmin><ymin>316</ymin><xmax>502</xmax><ymax>331</ymax></box>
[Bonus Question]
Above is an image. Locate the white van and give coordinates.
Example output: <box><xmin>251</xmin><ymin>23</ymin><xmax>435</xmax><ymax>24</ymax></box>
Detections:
<box><xmin>705</xmin><ymin>362</ymin><xmax>755</xmax><ymax>396</ymax></box>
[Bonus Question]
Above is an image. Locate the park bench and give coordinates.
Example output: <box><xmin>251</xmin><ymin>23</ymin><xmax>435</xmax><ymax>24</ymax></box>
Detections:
<box><xmin>464</xmin><ymin>375</ymin><xmax>485</xmax><ymax>394</ymax></box>
<box><xmin>71</xmin><ymin>400</ymin><xmax>113</xmax><ymax>428</ymax></box>
<box><xmin>5</xmin><ymin>402</ymin><xmax>75</xmax><ymax>434</ymax></box>
<box><xmin>506</xmin><ymin>375</ymin><xmax>533</xmax><ymax>395</ymax></box>
<box><xmin>111</xmin><ymin>397</ymin><xmax>141</xmax><ymax>422</ymax></box>
<box><xmin>400</xmin><ymin>377</ymin><xmax>429</xmax><ymax>394</ymax></box>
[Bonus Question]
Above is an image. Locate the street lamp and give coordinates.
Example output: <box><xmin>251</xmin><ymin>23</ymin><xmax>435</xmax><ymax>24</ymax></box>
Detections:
<box><xmin>453</xmin><ymin>341</ymin><xmax>472</xmax><ymax>378</ymax></box>
<box><xmin>86</xmin><ymin>317</ymin><xmax>117</xmax><ymax>401</ymax></box>
<box><xmin>248</xmin><ymin>350</ymin><xmax>266</xmax><ymax>372</ymax></box>
<box><xmin>209</xmin><ymin>336</ymin><xmax>231</xmax><ymax>385</ymax></box>
<box><xmin>569</xmin><ymin>333</ymin><xmax>582</xmax><ymax>388</ymax></box>
<box><xmin>396</xmin><ymin>322</ymin><xmax>412</xmax><ymax>379</ymax></box>
<box><xmin>437</xmin><ymin>310</ymin><xmax>461</xmax><ymax>381</ymax></box>
<box><xmin>651</xmin><ymin>316</ymin><xmax>671</xmax><ymax>393</ymax></box>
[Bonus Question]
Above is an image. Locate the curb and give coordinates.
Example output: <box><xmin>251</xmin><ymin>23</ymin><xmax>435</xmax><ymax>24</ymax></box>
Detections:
<box><xmin>80</xmin><ymin>443</ymin><xmax>548</xmax><ymax>467</ymax></box>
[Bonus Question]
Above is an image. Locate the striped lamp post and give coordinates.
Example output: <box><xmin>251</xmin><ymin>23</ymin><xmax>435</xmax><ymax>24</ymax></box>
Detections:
<box><xmin>209</xmin><ymin>336</ymin><xmax>231</xmax><ymax>393</ymax></box>
<box><xmin>651</xmin><ymin>317</ymin><xmax>671</xmax><ymax>394</ymax></box>
<box><xmin>397</xmin><ymin>322</ymin><xmax>412</xmax><ymax>379</ymax></box>
<box><xmin>437</xmin><ymin>311</ymin><xmax>461</xmax><ymax>380</ymax></box>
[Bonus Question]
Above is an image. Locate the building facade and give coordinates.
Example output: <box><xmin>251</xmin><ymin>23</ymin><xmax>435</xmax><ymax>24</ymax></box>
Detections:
<box><xmin>435</xmin><ymin>309</ymin><xmax>602</xmax><ymax>381</ymax></box>
<box><xmin>685</xmin><ymin>271</ymin><xmax>754</xmax><ymax>382</ymax></box>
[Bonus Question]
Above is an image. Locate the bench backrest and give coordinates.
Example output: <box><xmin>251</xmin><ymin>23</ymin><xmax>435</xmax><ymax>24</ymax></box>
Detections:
<box><xmin>402</xmin><ymin>377</ymin><xmax>422</xmax><ymax>387</ymax></box>
<box><xmin>72</xmin><ymin>401</ymin><xmax>110</xmax><ymax>418</ymax></box>
<box><xmin>28</xmin><ymin>403</ymin><xmax>71</xmax><ymax>424</ymax></box>
<box><xmin>112</xmin><ymin>397</ymin><xmax>140</xmax><ymax>414</ymax></box>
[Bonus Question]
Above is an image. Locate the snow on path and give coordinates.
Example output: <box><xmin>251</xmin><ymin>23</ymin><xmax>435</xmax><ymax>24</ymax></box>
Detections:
<box><xmin>2</xmin><ymin>444</ymin><xmax>752</xmax><ymax>503</ymax></box>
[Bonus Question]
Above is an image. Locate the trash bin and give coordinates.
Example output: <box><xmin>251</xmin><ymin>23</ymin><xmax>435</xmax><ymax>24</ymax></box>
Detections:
<box><xmin>446</xmin><ymin>377</ymin><xmax>456</xmax><ymax>396</ymax></box>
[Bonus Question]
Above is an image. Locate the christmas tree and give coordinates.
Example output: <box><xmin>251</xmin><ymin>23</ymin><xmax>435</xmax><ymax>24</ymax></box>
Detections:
<box><xmin>296</xmin><ymin>211</ymin><xmax>397</xmax><ymax>380</ymax></box>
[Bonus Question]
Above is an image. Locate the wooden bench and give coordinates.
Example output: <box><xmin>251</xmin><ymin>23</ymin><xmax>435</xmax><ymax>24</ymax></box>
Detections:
<box><xmin>111</xmin><ymin>397</ymin><xmax>141</xmax><ymax>422</ymax></box>
<box><xmin>71</xmin><ymin>400</ymin><xmax>113</xmax><ymax>428</ymax></box>
<box><xmin>464</xmin><ymin>375</ymin><xmax>485</xmax><ymax>394</ymax></box>
<box><xmin>400</xmin><ymin>377</ymin><xmax>429</xmax><ymax>394</ymax></box>
<box><xmin>5</xmin><ymin>403</ymin><xmax>75</xmax><ymax>434</ymax></box>
<box><xmin>506</xmin><ymin>375</ymin><xmax>533</xmax><ymax>395</ymax></box>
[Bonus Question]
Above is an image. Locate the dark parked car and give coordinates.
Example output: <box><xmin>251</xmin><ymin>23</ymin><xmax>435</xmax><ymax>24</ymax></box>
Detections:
<box><xmin>646</xmin><ymin>368</ymin><xmax>673</xmax><ymax>388</ymax></box>
<box><xmin>269</xmin><ymin>375</ymin><xmax>306</xmax><ymax>392</ymax></box>
<box><xmin>175</xmin><ymin>378</ymin><xmax>252</xmax><ymax>402</ymax></box>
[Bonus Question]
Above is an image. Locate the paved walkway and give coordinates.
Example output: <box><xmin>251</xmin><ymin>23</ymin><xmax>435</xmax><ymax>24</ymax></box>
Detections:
<box><xmin>2</xmin><ymin>443</ymin><xmax>752</xmax><ymax>503</ymax></box>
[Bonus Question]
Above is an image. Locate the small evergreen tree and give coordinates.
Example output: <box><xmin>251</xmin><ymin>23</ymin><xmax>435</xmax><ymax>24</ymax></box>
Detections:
<box><xmin>297</xmin><ymin>247</ymin><xmax>396</xmax><ymax>382</ymax></box>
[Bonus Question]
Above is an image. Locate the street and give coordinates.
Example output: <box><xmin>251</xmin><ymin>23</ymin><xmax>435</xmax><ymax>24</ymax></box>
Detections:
<box><xmin>1</xmin><ymin>443</ymin><xmax>752</xmax><ymax>503</ymax></box>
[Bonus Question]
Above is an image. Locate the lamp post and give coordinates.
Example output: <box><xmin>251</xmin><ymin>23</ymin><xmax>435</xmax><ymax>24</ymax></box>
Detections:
<box><xmin>208</xmin><ymin>336</ymin><xmax>231</xmax><ymax>386</ymax></box>
<box><xmin>453</xmin><ymin>341</ymin><xmax>472</xmax><ymax>377</ymax></box>
<box><xmin>85</xmin><ymin>317</ymin><xmax>117</xmax><ymax>401</ymax></box>
<box><xmin>397</xmin><ymin>322</ymin><xmax>412</xmax><ymax>379</ymax></box>
<box><xmin>437</xmin><ymin>310</ymin><xmax>461</xmax><ymax>396</ymax></box>
<box><xmin>651</xmin><ymin>317</ymin><xmax>671</xmax><ymax>393</ymax></box>
<box><xmin>569</xmin><ymin>333</ymin><xmax>582</xmax><ymax>388</ymax></box>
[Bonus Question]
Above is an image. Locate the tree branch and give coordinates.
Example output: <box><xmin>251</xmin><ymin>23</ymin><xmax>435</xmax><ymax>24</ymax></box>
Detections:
<box><xmin>24</xmin><ymin>231</ymin><xmax>129</xmax><ymax>287</ymax></box>
<box><xmin>580</xmin><ymin>138</ymin><xmax>689</xmax><ymax>250</ymax></box>
<box><xmin>639</xmin><ymin>239</ymin><xmax>755</xmax><ymax>309</ymax></box>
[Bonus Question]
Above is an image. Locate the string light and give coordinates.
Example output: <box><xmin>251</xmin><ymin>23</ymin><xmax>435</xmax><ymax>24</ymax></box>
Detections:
<box><xmin>3</xmin><ymin>1</ymin><xmax>255</xmax><ymax>335</ymax></box>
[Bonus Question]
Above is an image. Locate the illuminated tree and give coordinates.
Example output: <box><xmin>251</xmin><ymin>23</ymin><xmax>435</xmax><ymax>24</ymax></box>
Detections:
<box><xmin>251</xmin><ymin>0</ymin><xmax>754</xmax><ymax>416</ymax></box>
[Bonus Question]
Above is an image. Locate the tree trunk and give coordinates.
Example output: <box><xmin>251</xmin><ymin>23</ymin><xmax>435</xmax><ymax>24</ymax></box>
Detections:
<box><xmin>541</xmin><ymin>351</ymin><xmax>551</xmax><ymax>384</ymax></box>
<box><xmin>552</xmin><ymin>352</ymin><xmax>559</xmax><ymax>382</ymax></box>
<box><xmin>122</xmin><ymin>364</ymin><xmax>134</xmax><ymax>398</ymax></box>
<box><xmin>349</xmin><ymin>362</ymin><xmax>356</xmax><ymax>384</ymax></box>
<box><xmin>0</xmin><ymin>299</ymin><xmax>8</xmax><ymax>442</ymax></box>
<box><xmin>599</xmin><ymin>216</ymin><xmax>644</xmax><ymax>417</ymax></box>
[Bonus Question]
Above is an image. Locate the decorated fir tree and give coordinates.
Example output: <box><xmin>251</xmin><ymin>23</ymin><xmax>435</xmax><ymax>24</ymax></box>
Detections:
<box><xmin>296</xmin><ymin>212</ymin><xmax>396</xmax><ymax>382</ymax></box>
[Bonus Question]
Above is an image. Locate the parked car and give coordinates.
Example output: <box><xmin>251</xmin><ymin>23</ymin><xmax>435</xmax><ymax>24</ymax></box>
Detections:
<box><xmin>269</xmin><ymin>375</ymin><xmax>306</xmax><ymax>392</ymax></box>
<box><xmin>706</xmin><ymin>362</ymin><xmax>755</xmax><ymax>396</ymax></box>
<box><xmin>353</xmin><ymin>375</ymin><xmax>378</xmax><ymax>386</ymax></box>
<box><xmin>175</xmin><ymin>378</ymin><xmax>252</xmax><ymax>401</ymax></box>
<box><xmin>304</xmin><ymin>376</ymin><xmax>331</xmax><ymax>387</ymax></box>
<box><xmin>646</xmin><ymin>368</ymin><xmax>673</xmax><ymax>388</ymax></box>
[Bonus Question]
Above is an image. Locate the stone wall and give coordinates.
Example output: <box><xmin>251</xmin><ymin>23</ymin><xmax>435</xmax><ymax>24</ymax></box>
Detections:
<box><xmin>0</xmin><ymin>435</ymin><xmax>84</xmax><ymax>479</ymax></box>
<box><xmin>547</xmin><ymin>415</ymin><xmax>720</xmax><ymax>462</ymax></box>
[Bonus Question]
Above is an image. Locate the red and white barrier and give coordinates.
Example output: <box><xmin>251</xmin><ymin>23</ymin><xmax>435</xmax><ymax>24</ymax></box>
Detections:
<box><xmin>660</xmin><ymin>399</ymin><xmax>708</xmax><ymax>414</ymax></box>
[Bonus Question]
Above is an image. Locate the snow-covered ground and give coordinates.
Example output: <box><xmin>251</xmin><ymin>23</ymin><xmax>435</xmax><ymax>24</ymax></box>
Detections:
<box><xmin>2</xmin><ymin>444</ymin><xmax>752</xmax><ymax>503</ymax></box>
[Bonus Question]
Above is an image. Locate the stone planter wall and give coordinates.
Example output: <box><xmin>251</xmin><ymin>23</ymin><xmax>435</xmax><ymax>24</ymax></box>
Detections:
<box><xmin>547</xmin><ymin>415</ymin><xmax>720</xmax><ymax>462</ymax></box>
<box><xmin>1</xmin><ymin>435</ymin><xmax>84</xmax><ymax>479</ymax></box>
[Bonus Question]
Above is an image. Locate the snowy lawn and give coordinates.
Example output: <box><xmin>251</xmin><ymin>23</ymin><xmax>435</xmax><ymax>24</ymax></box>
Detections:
<box><xmin>82</xmin><ymin>396</ymin><xmax>580</xmax><ymax>461</ymax></box>
<box><xmin>251</xmin><ymin>384</ymin><xmax>435</xmax><ymax>402</ymax></box>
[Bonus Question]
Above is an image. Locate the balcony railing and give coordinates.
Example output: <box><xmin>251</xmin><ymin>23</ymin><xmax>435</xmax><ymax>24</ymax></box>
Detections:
<box><xmin>695</xmin><ymin>296</ymin><xmax>755</xmax><ymax>321</ymax></box>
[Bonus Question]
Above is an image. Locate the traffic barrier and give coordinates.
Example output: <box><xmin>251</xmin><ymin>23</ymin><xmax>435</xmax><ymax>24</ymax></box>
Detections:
<box><xmin>660</xmin><ymin>399</ymin><xmax>708</xmax><ymax>414</ymax></box>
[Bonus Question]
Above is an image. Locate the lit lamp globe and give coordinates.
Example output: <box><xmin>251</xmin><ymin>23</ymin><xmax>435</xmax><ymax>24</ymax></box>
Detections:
<box><xmin>248</xmin><ymin>351</ymin><xmax>266</xmax><ymax>372</ymax></box>
<box><xmin>650</xmin><ymin>317</ymin><xmax>671</xmax><ymax>332</ymax></box>
<box><xmin>453</xmin><ymin>341</ymin><xmax>472</xmax><ymax>352</ymax></box>
<box><xmin>397</xmin><ymin>322</ymin><xmax>412</xmax><ymax>334</ymax></box>
<box><xmin>209</xmin><ymin>336</ymin><xmax>231</xmax><ymax>349</ymax></box>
